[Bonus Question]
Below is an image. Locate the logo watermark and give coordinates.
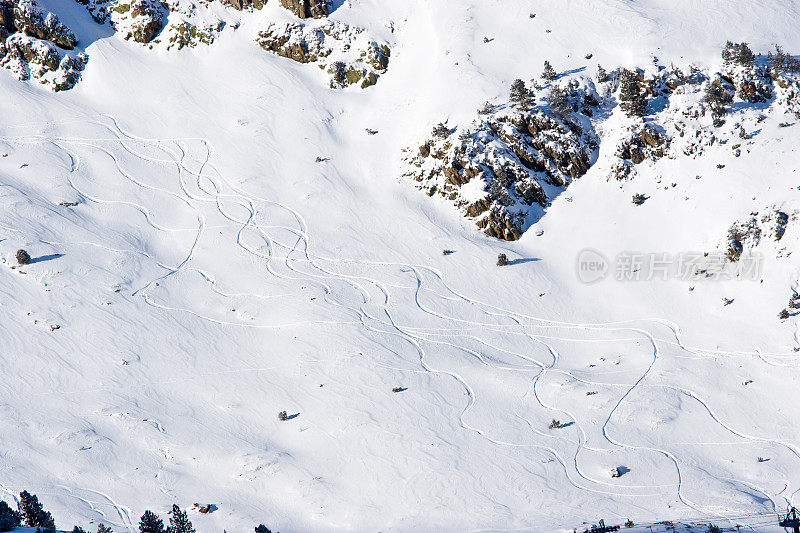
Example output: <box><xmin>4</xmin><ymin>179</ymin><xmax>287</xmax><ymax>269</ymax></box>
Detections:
<box><xmin>576</xmin><ymin>249</ymin><xmax>762</xmax><ymax>284</ymax></box>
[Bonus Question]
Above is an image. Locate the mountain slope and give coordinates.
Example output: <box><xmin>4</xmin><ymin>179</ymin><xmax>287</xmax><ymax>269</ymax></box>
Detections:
<box><xmin>0</xmin><ymin>1</ymin><xmax>799</xmax><ymax>532</ymax></box>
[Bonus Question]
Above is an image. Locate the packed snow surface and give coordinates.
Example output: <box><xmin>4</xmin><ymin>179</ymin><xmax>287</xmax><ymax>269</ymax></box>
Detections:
<box><xmin>1</xmin><ymin>0</ymin><xmax>800</xmax><ymax>532</ymax></box>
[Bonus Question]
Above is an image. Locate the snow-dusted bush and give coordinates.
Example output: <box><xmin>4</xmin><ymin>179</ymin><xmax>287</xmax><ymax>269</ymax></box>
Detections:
<box><xmin>15</xmin><ymin>249</ymin><xmax>30</xmax><ymax>265</ymax></box>
<box><xmin>431</xmin><ymin>122</ymin><xmax>450</xmax><ymax>139</ymax></box>
<box><xmin>722</xmin><ymin>41</ymin><xmax>754</xmax><ymax>68</ymax></box>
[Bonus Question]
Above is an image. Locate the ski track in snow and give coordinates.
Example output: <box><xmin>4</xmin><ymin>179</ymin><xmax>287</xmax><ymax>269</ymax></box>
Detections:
<box><xmin>1</xmin><ymin>115</ymin><xmax>798</xmax><ymax>531</ymax></box>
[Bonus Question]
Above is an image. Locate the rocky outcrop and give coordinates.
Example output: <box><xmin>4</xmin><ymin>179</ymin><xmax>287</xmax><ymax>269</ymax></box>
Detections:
<box><xmin>404</xmin><ymin>93</ymin><xmax>599</xmax><ymax>240</ymax></box>
<box><xmin>279</xmin><ymin>0</ymin><xmax>328</xmax><ymax>19</ymax></box>
<box><xmin>723</xmin><ymin>209</ymin><xmax>796</xmax><ymax>262</ymax></box>
<box><xmin>76</xmin><ymin>0</ymin><xmax>166</xmax><ymax>44</ymax></box>
<box><xmin>12</xmin><ymin>0</ymin><xmax>76</xmax><ymax>49</ymax></box>
<box><xmin>616</xmin><ymin>124</ymin><xmax>668</xmax><ymax>165</ymax></box>
<box><xmin>220</xmin><ymin>0</ymin><xmax>265</xmax><ymax>10</ymax></box>
<box><xmin>256</xmin><ymin>20</ymin><xmax>390</xmax><ymax>89</ymax></box>
<box><xmin>0</xmin><ymin>0</ymin><xmax>86</xmax><ymax>90</ymax></box>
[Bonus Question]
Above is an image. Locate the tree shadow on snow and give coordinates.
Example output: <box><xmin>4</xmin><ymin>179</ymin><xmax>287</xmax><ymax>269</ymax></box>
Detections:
<box><xmin>328</xmin><ymin>0</ymin><xmax>347</xmax><ymax>14</ymax></box>
<box><xmin>285</xmin><ymin>413</ymin><xmax>300</xmax><ymax>420</ymax></box>
<box><xmin>29</xmin><ymin>253</ymin><xmax>64</xmax><ymax>264</ymax></box>
<box><xmin>506</xmin><ymin>257</ymin><xmax>541</xmax><ymax>266</ymax></box>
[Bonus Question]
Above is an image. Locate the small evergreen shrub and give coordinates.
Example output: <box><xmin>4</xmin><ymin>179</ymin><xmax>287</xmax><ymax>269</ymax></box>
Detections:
<box><xmin>632</xmin><ymin>193</ymin><xmax>647</xmax><ymax>205</ymax></box>
<box><xmin>16</xmin><ymin>249</ymin><xmax>31</xmax><ymax>265</ymax></box>
<box><xmin>278</xmin><ymin>411</ymin><xmax>288</xmax><ymax>421</ymax></box>
<box><xmin>431</xmin><ymin>122</ymin><xmax>450</xmax><ymax>139</ymax></box>
<box><xmin>541</xmin><ymin>60</ymin><xmax>557</xmax><ymax>81</ymax></box>
<box><xmin>597</xmin><ymin>65</ymin><xmax>609</xmax><ymax>83</ymax></box>
<box><xmin>496</xmin><ymin>253</ymin><xmax>508</xmax><ymax>266</ymax></box>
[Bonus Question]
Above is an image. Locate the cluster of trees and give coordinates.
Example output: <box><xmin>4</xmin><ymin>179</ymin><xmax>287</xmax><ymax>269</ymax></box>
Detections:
<box><xmin>722</xmin><ymin>41</ymin><xmax>755</xmax><ymax>67</ymax></box>
<box><xmin>768</xmin><ymin>45</ymin><xmax>800</xmax><ymax>74</ymax></box>
<box><xmin>0</xmin><ymin>490</ymin><xmax>55</xmax><ymax>532</ymax></box>
<box><xmin>0</xmin><ymin>491</ymin><xmax>277</xmax><ymax>533</ymax></box>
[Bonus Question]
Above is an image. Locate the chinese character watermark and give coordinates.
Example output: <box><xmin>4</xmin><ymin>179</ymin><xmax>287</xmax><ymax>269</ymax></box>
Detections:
<box><xmin>576</xmin><ymin>249</ymin><xmax>762</xmax><ymax>284</ymax></box>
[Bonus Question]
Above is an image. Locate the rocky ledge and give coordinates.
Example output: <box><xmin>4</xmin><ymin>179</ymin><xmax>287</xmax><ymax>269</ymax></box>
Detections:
<box><xmin>257</xmin><ymin>19</ymin><xmax>390</xmax><ymax>89</ymax></box>
<box><xmin>0</xmin><ymin>0</ymin><xmax>86</xmax><ymax>91</ymax></box>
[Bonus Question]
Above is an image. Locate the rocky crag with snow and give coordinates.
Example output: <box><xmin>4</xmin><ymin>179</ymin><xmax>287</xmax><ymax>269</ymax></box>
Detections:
<box><xmin>0</xmin><ymin>0</ymin><xmax>86</xmax><ymax>90</ymax></box>
<box><xmin>406</xmin><ymin>43</ymin><xmax>800</xmax><ymax>241</ymax></box>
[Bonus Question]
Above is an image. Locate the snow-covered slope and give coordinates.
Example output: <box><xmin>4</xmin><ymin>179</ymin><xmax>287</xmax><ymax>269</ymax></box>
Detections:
<box><xmin>0</xmin><ymin>1</ymin><xmax>799</xmax><ymax>532</ymax></box>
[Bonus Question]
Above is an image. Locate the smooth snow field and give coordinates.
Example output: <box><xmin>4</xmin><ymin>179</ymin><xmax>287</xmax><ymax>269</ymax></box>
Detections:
<box><xmin>1</xmin><ymin>1</ymin><xmax>800</xmax><ymax>532</ymax></box>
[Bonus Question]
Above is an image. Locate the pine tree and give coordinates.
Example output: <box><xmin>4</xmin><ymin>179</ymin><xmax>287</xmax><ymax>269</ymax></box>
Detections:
<box><xmin>0</xmin><ymin>501</ymin><xmax>21</xmax><ymax>533</ymax></box>
<box><xmin>97</xmin><ymin>524</ymin><xmax>113</xmax><ymax>533</ymax></box>
<box><xmin>618</xmin><ymin>69</ymin><xmax>646</xmax><ymax>117</ymax></box>
<box><xmin>541</xmin><ymin>60</ymin><xmax>557</xmax><ymax>81</ymax></box>
<box><xmin>255</xmin><ymin>526</ymin><xmax>272</xmax><ymax>533</ymax></box>
<box><xmin>17</xmin><ymin>491</ymin><xmax>54</xmax><ymax>530</ymax></box>
<box><xmin>548</xmin><ymin>86</ymin><xmax>571</xmax><ymax>117</ymax></box>
<box><xmin>140</xmin><ymin>510</ymin><xmax>165</xmax><ymax>533</ymax></box>
<box><xmin>509</xmin><ymin>78</ymin><xmax>533</xmax><ymax>109</ymax></box>
<box><xmin>72</xmin><ymin>527</ymin><xmax>88</xmax><ymax>533</ymax></box>
<box><xmin>597</xmin><ymin>64</ymin><xmax>609</xmax><ymax>83</ymax></box>
<box><xmin>166</xmin><ymin>505</ymin><xmax>194</xmax><ymax>533</ymax></box>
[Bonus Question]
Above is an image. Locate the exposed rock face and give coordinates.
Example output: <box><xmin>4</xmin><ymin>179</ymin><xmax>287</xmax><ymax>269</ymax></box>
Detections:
<box><xmin>12</xmin><ymin>0</ymin><xmax>77</xmax><ymax>49</ymax></box>
<box><xmin>404</xmin><ymin>94</ymin><xmax>599</xmax><ymax>240</ymax></box>
<box><xmin>404</xmin><ymin>50</ymin><xmax>800</xmax><ymax>240</ymax></box>
<box><xmin>76</xmin><ymin>0</ymin><xmax>166</xmax><ymax>44</ymax></box>
<box><xmin>279</xmin><ymin>0</ymin><xmax>328</xmax><ymax>19</ymax></box>
<box><xmin>221</xmin><ymin>0</ymin><xmax>265</xmax><ymax>10</ymax></box>
<box><xmin>616</xmin><ymin>124</ymin><xmax>668</xmax><ymax>165</ymax></box>
<box><xmin>723</xmin><ymin>209</ymin><xmax>796</xmax><ymax>263</ymax></box>
<box><xmin>256</xmin><ymin>20</ymin><xmax>390</xmax><ymax>89</ymax></box>
<box><xmin>0</xmin><ymin>0</ymin><xmax>86</xmax><ymax>90</ymax></box>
